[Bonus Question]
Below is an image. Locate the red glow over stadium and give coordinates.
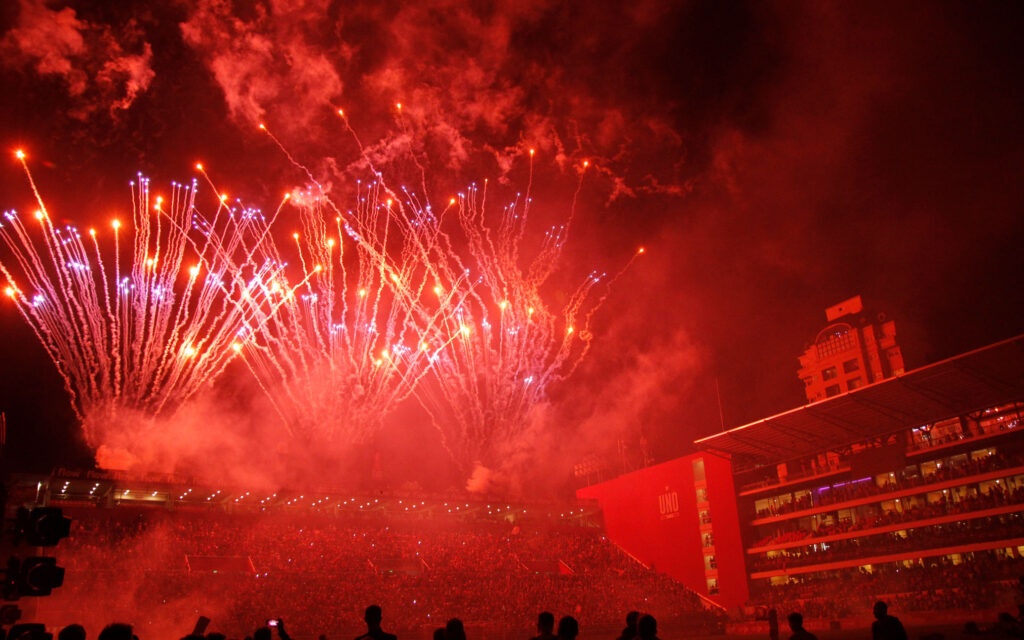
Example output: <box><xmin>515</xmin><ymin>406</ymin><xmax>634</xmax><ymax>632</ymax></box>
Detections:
<box><xmin>1</xmin><ymin>2</ymin><xmax>1023</xmax><ymax>640</ymax></box>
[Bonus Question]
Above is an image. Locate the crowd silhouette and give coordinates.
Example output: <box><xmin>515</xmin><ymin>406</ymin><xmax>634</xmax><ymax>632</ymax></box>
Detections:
<box><xmin>41</xmin><ymin>608</ymin><xmax>658</xmax><ymax>640</ymax></box>
<box><xmin>37</xmin><ymin>504</ymin><xmax>721</xmax><ymax>639</ymax></box>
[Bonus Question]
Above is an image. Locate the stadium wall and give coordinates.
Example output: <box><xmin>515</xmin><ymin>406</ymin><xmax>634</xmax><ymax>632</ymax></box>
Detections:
<box><xmin>576</xmin><ymin>453</ymin><xmax>748</xmax><ymax>611</ymax></box>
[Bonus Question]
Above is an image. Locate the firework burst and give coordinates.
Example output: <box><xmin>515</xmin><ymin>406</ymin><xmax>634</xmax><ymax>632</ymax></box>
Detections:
<box><xmin>0</xmin><ymin>151</ymin><xmax>294</xmax><ymax>451</ymax></box>
<box><xmin>308</xmin><ymin>126</ymin><xmax>639</xmax><ymax>472</ymax></box>
<box><xmin>398</xmin><ymin>175</ymin><xmax>642</xmax><ymax>471</ymax></box>
<box><xmin>234</xmin><ymin>179</ymin><xmax>460</xmax><ymax>444</ymax></box>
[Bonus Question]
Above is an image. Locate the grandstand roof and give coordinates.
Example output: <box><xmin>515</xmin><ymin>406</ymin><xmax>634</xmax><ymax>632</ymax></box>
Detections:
<box><xmin>695</xmin><ymin>334</ymin><xmax>1024</xmax><ymax>464</ymax></box>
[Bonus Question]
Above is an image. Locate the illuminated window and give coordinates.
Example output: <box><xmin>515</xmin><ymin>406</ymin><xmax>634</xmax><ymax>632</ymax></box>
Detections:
<box><xmin>847</xmin><ymin>377</ymin><xmax>863</xmax><ymax>390</ymax></box>
<box><xmin>843</xmin><ymin>359</ymin><xmax>860</xmax><ymax>373</ymax></box>
<box><xmin>815</xmin><ymin>324</ymin><xmax>856</xmax><ymax>358</ymax></box>
<box><xmin>825</xmin><ymin>384</ymin><xmax>842</xmax><ymax>397</ymax></box>
<box><xmin>822</xmin><ymin>366</ymin><xmax>838</xmax><ymax>381</ymax></box>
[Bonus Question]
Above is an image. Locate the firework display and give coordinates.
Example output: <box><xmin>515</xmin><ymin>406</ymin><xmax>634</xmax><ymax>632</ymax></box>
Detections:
<box><xmin>389</xmin><ymin>174</ymin><xmax>642</xmax><ymax>470</ymax></box>
<box><xmin>0</xmin><ymin>139</ymin><xmax>635</xmax><ymax>477</ymax></box>
<box><xmin>234</xmin><ymin>180</ymin><xmax>459</xmax><ymax>443</ymax></box>
<box><xmin>0</xmin><ymin>152</ymin><xmax>295</xmax><ymax>448</ymax></box>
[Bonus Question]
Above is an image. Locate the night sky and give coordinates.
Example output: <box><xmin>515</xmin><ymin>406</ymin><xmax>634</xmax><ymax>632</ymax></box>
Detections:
<box><xmin>0</xmin><ymin>0</ymin><xmax>1022</xmax><ymax>487</ymax></box>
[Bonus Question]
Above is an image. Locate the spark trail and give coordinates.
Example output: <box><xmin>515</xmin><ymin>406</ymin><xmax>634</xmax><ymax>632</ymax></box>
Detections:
<box><xmin>234</xmin><ymin>181</ymin><xmax>461</xmax><ymax>443</ymax></box>
<box><xmin>0</xmin><ymin>151</ymin><xmax>297</xmax><ymax>453</ymax></box>
<box><xmin>399</xmin><ymin>174</ymin><xmax>643</xmax><ymax>473</ymax></box>
<box><xmin>325</xmin><ymin>123</ymin><xmax>644</xmax><ymax>474</ymax></box>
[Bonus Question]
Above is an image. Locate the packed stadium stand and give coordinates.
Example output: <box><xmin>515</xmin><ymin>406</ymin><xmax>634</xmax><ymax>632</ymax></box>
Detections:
<box><xmin>11</xmin><ymin>480</ymin><xmax>725</xmax><ymax>640</ymax></box>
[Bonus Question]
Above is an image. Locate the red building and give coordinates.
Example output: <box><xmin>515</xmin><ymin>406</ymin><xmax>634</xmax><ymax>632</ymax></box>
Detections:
<box><xmin>797</xmin><ymin>295</ymin><xmax>904</xmax><ymax>402</ymax></box>
<box><xmin>576</xmin><ymin>453</ymin><xmax>749</xmax><ymax>611</ymax></box>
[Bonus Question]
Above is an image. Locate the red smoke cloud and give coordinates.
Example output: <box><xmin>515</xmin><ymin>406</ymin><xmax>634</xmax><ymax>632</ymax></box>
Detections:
<box><xmin>1</xmin><ymin>0</ymin><xmax>1022</xmax><ymax>484</ymax></box>
<box><xmin>1</xmin><ymin>0</ymin><xmax>154</xmax><ymax>120</ymax></box>
<box><xmin>180</xmin><ymin>0</ymin><xmax>345</xmax><ymax>139</ymax></box>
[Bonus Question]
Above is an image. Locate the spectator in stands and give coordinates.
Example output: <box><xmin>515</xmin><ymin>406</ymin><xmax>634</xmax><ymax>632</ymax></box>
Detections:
<box><xmin>57</xmin><ymin>502</ymin><xmax>722</xmax><ymax>636</ymax></box>
<box><xmin>872</xmin><ymin>601</ymin><xmax>908</xmax><ymax>640</ymax></box>
<box><xmin>636</xmin><ymin>615</ymin><xmax>659</xmax><ymax>640</ymax></box>
<box><xmin>273</xmin><ymin>620</ymin><xmax>294</xmax><ymax>640</ymax></box>
<box><xmin>356</xmin><ymin>605</ymin><xmax>397</xmax><ymax>640</ymax></box>
<box><xmin>59</xmin><ymin>624</ymin><xmax>87</xmax><ymax>640</ymax></box>
<box><xmin>557</xmin><ymin>617</ymin><xmax>579</xmax><ymax>640</ymax></box>
<box><xmin>533</xmin><ymin>612</ymin><xmax>557</xmax><ymax>640</ymax></box>
<box><xmin>445</xmin><ymin>619</ymin><xmax>466</xmax><ymax>640</ymax></box>
<box><xmin>786</xmin><ymin>613</ymin><xmax>816</xmax><ymax>640</ymax></box>
<box><xmin>97</xmin><ymin>624</ymin><xmax>135</xmax><ymax>640</ymax></box>
<box><xmin>994</xmin><ymin>612</ymin><xmax>1022</xmax><ymax>638</ymax></box>
<box><xmin>617</xmin><ymin>611</ymin><xmax>639</xmax><ymax>640</ymax></box>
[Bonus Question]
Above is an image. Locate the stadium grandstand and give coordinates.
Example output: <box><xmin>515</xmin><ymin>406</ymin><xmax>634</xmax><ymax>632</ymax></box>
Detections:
<box><xmin>2</xmin><ymin>474</ymin><xmax>725</xmax><ymax>640</ymax></box>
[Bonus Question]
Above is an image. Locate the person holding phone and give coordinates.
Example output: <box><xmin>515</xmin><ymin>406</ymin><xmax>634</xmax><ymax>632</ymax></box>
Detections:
<box><xmin>255</xmin><ymin>619</ymin><xmax>292</xmax><ymax>640</ymax></box>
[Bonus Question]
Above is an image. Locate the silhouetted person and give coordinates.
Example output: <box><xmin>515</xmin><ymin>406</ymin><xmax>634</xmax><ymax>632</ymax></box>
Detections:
<box><xmin>786</xmin><ymin>613</ymin><xmax>817</xmax><ymax>640</ymax></box>
<box><xmin>637</xmin><ymin>615</ymin><xmax>659</xmax><ymax>640</ymax></box>
<box><xmin>59</xmin><ymin>625</ymin><xmax>87</xmax><ymax>640</ymax></box>
<box><xmin>532</xmin><ymin>612</ymin><xmax>556</xmax><ymax>640</ymax></box>
<box><xmin>872</xmin><ymin>601</ymin><xmax>907</xmax><ymax>640</ymax></box>
<box><xmin>445</xmin><ymin>619</ymin><xmax>466</xmax><ymax>640</ymax></box>
<box><xmin>995</xmin><ymin>612</ymin><xmax>1022</xmax><ymax>638</ymax></box>
<box><xmin>768</xmin><ymin>609</ymin><xmax>779</xmax><ymax>640</ymax></box>
<box><xmin>98</xmin><ymin>625</ymin><xmax>136</xmax><ymax>640</ymax></box>
<box><xmin>356</xmin><ymin>606</ymin><xmax>397</xmax><ymax>640</ymax></box>
<box><xmin>557</xmin><ymin>617</ymin><xmax>579</xmax><ymax>640</ymax></box>
<box><xmin>617</xmin><ymin>612</ymin><xmax>640</xmax><ymax>640</ymax></box>
<box><xmin>273</xmin><ymin>620</ymin><xmax>293</xmax><ymax>640</ymax></box>
<box><xmin>433</xmin><ymin>628</ymin><xmax>445</xmax><ymax>640</ymax></box>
